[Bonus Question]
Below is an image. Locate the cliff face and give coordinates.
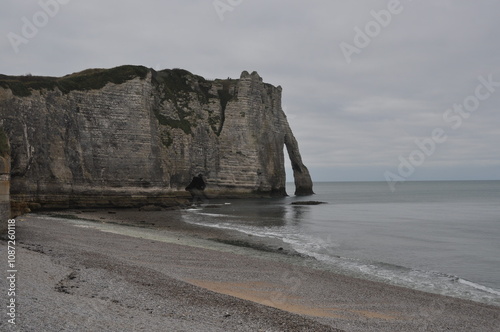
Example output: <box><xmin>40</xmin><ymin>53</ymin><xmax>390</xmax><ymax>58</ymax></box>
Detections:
<box><xmin>0</xmin><ymin>128</ymin><xmax>10</xmax><ymax>231</ymax></box>
<box><xmin>0</xmin><ymin>66</ymin><xmax>313</xmax><ymax>209</ymax></box>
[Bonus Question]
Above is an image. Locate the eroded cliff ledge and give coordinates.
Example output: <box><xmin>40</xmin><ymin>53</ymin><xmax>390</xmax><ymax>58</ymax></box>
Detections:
<box><xmin>0</xmin><ymin>65</ymin><xmax>313</xmax><ymax>209</ymax></box>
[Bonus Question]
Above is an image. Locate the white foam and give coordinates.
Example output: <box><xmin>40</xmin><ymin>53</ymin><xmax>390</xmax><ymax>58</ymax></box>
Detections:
<box><xmin>181</xmin><ymin>208</ymin><xmax>500</xmax><ymax>306</ymax></box>
<box><xmin>458</xmin><ymin>278</ymin><xmax>500</xmax><ymax>296</ymax></box>
<box><xmin>195</xmin><ymin>212</ymin><xmax>230</xmax><ymax>218</ymax></box>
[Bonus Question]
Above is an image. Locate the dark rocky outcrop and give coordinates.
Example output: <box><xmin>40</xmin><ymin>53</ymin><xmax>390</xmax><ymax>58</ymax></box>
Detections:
<box><xmin>0</xmin><ymin>66</ymin><xmax>313</xmax><ymax>210</ymax></box>
<box><xmin>291</xmin><ymin>201</ymin><xmax>326</xmax><ymax>206</ymax></box>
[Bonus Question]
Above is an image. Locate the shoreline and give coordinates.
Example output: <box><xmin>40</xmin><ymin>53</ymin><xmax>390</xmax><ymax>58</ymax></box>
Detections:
<box><xmin>48</xmin><ymin>207</ymin><xmax>500</xmax><ymax>306</ymax></box>
<box><xmin>46</xmin><ymin>208</ymin><xmax>304</xmax><ymax>257</ymax></box>
<box><xmin>1</xmin><ymin>212</ymin><xmax>499</xmax><ymax>331</ymax></box>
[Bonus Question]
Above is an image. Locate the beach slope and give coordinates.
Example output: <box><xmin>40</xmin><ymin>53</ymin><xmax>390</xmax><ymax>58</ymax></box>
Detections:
<box><xmin>1</xmin><ymin>214</ymin><xmax>499</xmax><ymax>332</ymax></box>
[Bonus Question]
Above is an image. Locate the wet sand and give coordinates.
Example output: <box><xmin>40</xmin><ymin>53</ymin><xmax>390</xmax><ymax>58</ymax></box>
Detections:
<box><xmin>1</xmin><ymin>210</ymin><xmax>499</xmax><ymax>331</ymax></box>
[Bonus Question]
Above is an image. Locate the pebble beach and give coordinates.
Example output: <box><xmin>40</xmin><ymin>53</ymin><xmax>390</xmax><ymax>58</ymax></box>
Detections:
<box><xmin>1</xmin><ymin>211</ymin><xmax>499</xmax><ymax>332</ymax></box>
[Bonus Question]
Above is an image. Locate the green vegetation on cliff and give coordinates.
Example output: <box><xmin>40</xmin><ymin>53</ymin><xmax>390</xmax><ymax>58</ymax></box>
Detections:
<box><xmin>153</xmin><ymin>69</ymin><xmax>203</xmax><ymax>100</ymax></box>
<box><xmin>0</xmin><ymin>65</ymin><xmax>149</xmax><ymax>96</ymax></box>
<box><xmin>0</xmin><ymin>128</ymin><xmax>10</xmax><ymax>157</ymax></box>
<box><xmin>152</xmin><ymin>69</ymin><xmax>236</xmax><ymax>138</ymax></box>
<box><xmin>213</xmin><ymin>80</ymin><xmax>235</xmax><ymax>136</ymax></box>
<box><xmin>153</xmin><ymin>108</ymin><xmax>193</xmax><ymax>136</ymax></box>
<box><xmin>151</xmin><ymin>69</ymin><xmax>206</xmax><ymax>137</ymax></box>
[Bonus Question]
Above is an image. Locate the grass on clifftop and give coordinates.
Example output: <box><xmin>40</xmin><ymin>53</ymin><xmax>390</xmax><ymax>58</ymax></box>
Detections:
<box><xmin>0</xmin><ymin>65</ymin><xmax>150</xmax><ymax>96</ymax></box>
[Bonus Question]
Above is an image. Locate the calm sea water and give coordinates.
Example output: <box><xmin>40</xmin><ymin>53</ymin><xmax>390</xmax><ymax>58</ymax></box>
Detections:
<box><xmin>182</xmin><ymin>181</ymin><xmax>500</xmax><ymax>305</ymax></box>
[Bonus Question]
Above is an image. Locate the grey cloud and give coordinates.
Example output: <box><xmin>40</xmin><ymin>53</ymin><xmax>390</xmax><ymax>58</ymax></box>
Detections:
<box><xmin>1</xmin><ymin>0</ymin><xmax>499</xmax><ymax>181</ymax></box>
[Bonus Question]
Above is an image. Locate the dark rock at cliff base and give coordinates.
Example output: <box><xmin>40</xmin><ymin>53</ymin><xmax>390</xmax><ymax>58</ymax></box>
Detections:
<box><xmin>0</xmin><ymin>65</ymin><xmax>313</xmax><ymax>209</ymax></box>
<box><xmin>291</xmin><ymin>201</ymin><xmax>327</xmax><ymax>206</ymax></box>
<box><xmin>139</xmin><ymin>205</ymin><xmax>163</xmax><ymax>212</ymax></box>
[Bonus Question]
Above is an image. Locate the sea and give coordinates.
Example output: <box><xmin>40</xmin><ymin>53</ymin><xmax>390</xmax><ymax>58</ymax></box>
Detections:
<box><xmin>181</xmin><ymin>180</ymin><xmax>500</xmax><ymax>306</ymax></box>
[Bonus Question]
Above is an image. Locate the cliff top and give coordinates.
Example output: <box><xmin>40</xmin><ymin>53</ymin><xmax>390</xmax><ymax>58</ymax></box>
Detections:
<box><xmin>0</xmin><ymin>65</ymin><xmax>150</xmax><ymax>97</ymax></box>
<box><xmin>0</xmin><ymin>65</ymin><xmax>272</xmax><ymax>97</ymax></box>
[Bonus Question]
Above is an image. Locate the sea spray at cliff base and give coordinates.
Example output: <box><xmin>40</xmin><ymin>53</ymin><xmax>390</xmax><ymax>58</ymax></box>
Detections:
<box><xmin>182</xmin><ymin>181</ymin><xmax>500</xmax><ymax>306</ymax></box>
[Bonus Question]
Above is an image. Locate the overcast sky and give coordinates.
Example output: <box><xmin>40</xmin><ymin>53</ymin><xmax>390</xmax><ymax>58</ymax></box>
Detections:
<box><xmin>1</xmin><ymin>0</ymin><xmax>499</xmax><ymax>183</ymax></box>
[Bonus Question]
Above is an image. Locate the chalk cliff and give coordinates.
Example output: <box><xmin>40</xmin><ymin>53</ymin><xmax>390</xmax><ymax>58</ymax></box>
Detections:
<box><xmin>0</xmin><ymin>128</ymin><xmax>10</xmax><ymax>230</ymax></box>
<box><xmin>0</xmin><ymin>65</ymin><xmax>313</xmax><ymax>209</ymax></box>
